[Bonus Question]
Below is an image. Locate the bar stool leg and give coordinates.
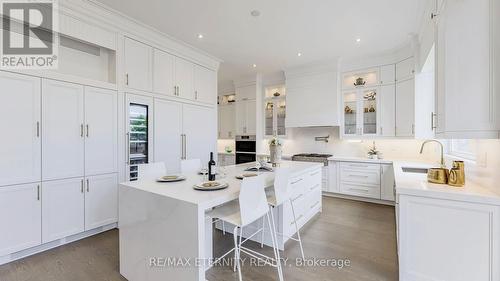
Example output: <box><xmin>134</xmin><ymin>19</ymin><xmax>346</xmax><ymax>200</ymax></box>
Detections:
<box><xmin>266</xmin><ymin>212</ymin><xmax>284</xmax><ymax>281</ymax></box>
<box><xmin>222</xmin><ymin>221</ymin><xmax>226</xmax><ymax>235</ymax></box>
<box><xmin>269</xmin><ymin>207</ymin><xmax>284</xmax><ymax>280</ymax></box>
<box><xmin>260</xmin><ymin>216</ymin><xmax>265</xmax><ymax>248</ymax></box>
<box><xmin>233</xmin><ymin>226</ymin><xmax>242</xmax><ymax>281</ymax></box>
<box><xmin>290</xmin><ymin>199</ymin><xmax>305</xmax><ymax>260</ymax></box>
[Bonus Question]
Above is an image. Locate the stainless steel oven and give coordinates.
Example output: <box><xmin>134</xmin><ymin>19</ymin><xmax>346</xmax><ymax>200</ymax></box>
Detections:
<box><xmin>235</xmin><ymin>135</ymin><xmax>256</xmax><ymax>164</ymax></box>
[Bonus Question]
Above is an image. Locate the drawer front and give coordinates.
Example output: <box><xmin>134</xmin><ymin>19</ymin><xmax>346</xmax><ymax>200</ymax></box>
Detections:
<box><xmin>339</xmin><ymin>183</ymin><xmax>381</xmax><ymax>199</ymax></box>
<box><xmin>340</xmin><ymin>162</ymin><xmax>380</xmax><ymax>171</ymax></box>
<box><xmin>340</xmin><ymin>167</ymin><xmax>380</xmax><ymax>186</ymax></box>
<box><xmin>289</xmin><ymin>175</ymin><xmax>307</xmax><ymax>199</ymax></box>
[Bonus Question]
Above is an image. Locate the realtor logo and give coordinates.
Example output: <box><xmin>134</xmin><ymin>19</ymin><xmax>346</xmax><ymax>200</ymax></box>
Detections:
<box><xmin>1</xmin><ymin>0</ymin><xmax>58</xmax><ymax>69</ymax></box>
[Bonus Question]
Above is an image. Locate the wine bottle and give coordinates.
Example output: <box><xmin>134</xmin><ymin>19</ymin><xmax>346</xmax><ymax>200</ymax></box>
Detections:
<box><xmin>208</xmin><ymin>152</ymin><xmax>216</xmax><ymax>181</ymax></box>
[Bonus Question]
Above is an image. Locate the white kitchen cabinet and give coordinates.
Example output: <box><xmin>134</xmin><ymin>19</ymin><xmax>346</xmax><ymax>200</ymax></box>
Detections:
<box><xmin>379</xmin><ymin>64</ymin><xmax>396</xmax><ymax>85</ymax></box>
<box><xmin>42</xmin><ymin>79</ymin><xmax>85</xmax><ymax>181</ymax></box>
<box><xmin>183</xmin><ymin>104</ymin><xmax>216</xmax><ymax>164</ymax></box>
<box><xmin>174</xmin><ymin>57</ymin><xmax>195</xmax><ymax>100</ymax></box>
<box><xmin>328</xmin><ymin>161</ymin><xmax>339</xmax><ymax>193</ymax></box>
<box><xmin>0</xmin><ymin>72</ymin><xmax>41</xmax><ymax>187</ymax></box>
<box><xmin>154</xmin><ymin>99</ymin><xmax>183</xmax><ymax>173</ymax></box>
<box><xmin>342</xmin><ymin>87</ymin><xmax>380</xmax><ymax>137</ymax></box>
<box><xmin>434</xmin><ymin>0</ymin><xmax>499</xmax><ymax>138</ymax></box>
<box><xmin>153</xmin><ymin>49</ymin><xmax>175</xmax><ymax>96</ymax></box>
<box><xmin>380</xmin><ymin>164</ymin><xmax>395</xmax><ymax>201</ymax></box>
<box><xmin>379</xmin><ymin>85</ymin><xmax>396</xmax><ymax>137</ymax></box>
<box><xmin>42</xmin><ymin>178</ymin><xmax>85</xmax><ymax>243</ymax></box>
<box><xmin>399</xmin><ymin>195</ymin><xmax>500</xmax><ymax>281</ymax></box>
<box><xmin>0</xmin><ymin>183</ymin><xmax>41</xmax><ymax>256</ymax></box>
<box><xmin>395</xmin><ymin>57</ymin><xmax>415</xmax><ymax>82</ymax></box>
<box><xmin>218</xmin><ymin>103</ymin><xmax>235</xmax><ymax>139</ymax></box>
<box><xmin>285</xmin><ymin>71</ymin><xmax>339</xmax><ymax>127</ymax></box>
<box><xmin>339</xmin><ymin>162</ymin><xmax>381</xmax><ymax>199</ymax></box>
<box><xmin>124</xmin><ymin>37</ymin><xmax>152</xmax><ymax>92</ymax></box>
<box><xmin>84</xmin><ymin>173</ymin><xmax>118</xmax><ymax>230</ymax></box>
<box><xmin>236</xmin><ymin>99</ymin><xmax>256</xmax><ymax>135</ymax></box>
<box><xmin>84</xmin><ymin>87</ymin><xmax>117</xmax><ymax>176</ymax></box>
<box><xmin>395</xmin><ymin>78</ymin><xmax>415</xmax><ymax>137</ymax></box>
<box><xmin>194</xmin><ymin>65</ymin><xmax>216</xmax><ymax>104</ymax></box>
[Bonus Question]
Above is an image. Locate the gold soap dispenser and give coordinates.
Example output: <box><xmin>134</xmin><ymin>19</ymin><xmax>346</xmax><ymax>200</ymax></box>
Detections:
<box><xmin>448</xmin><ymin>161</ymin><xmax>465</xmax><ymax>187</ymax></box>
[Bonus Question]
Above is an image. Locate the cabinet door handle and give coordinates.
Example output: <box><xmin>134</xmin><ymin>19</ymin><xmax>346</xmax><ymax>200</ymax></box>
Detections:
<box><xmin>126</xmin><ymin>132</ymin><xmax>131</xmax><ymax>165</ymax></box>
<box><xmin>37</xmin><ymin>185</ymin><xmax>40</xmax><ymax>201</ymax></box>
<box><xmin>291</xmin><ymin>214</ymin><xmax>304</xmax><ymax>226</ymax></box>
<box><xmin>310</xmin><ymin>184</ymin><xmax>320</xmax><ymax>191</ymax></box>
<box><xmin>195</xmin><ymin>90</ymin><xmax>198</xmax><ymax>100</ymax></box>
<box><xmin>80</xmin><ymin>124</ymin><xmax>84</xmax><ymax>137</ymax></box>
<box><xmin>348</xmin><ymin>174</ymin><xmax>369</xmax><ymax>178</ymax></box>
<box><xmin>81</xmin><ymin>179</ymin><xmax>84</xmax><ymax>193</ymax></box>
<box><xmin>86</xmin><ymin>124</ymin><xmax>89</xmax><ymax>137</ymax></box>
<box><xmin>380</xmin><ymin>126</ymin><xmax>383</xmax><ymax>135</ymax></box>
<box><xmin>292</xmin><ymin>193</ymin><xmax>303</xmax><ymax>202</ymax></box>
<box><xmin>310</xmin><ymin>171</ymin><xmax>320</xmax><ymax>176</ymax></box>
<box><xmin>36</xmin><ymin>122</ymin><xmax>40</xmax><ymax>137</ymax></box>
<box><xmin>125</xmin><ymin>73</ymin><xmax>129</xmax><ymax>86</ymax></box>
<box><xmin>310</xmin><ymin>202</ymin><xmax>320</xmax><ymax>209</ymax></box>
<box><xmin>291</xmin><ymin>178</ymin><xmax>303</xmax><ymax>185</ymax></box>
<box><xmin>180</xmin><ymin>134</ymin><xmax>184</xmax><ymax>159</ymax></box>
<box><xmin>86</xmin><ymin>179</ymin><xmax>89</xmax><ymax>192</ymax></box>
<box><xmin>431</xmin><ymin>112</ymin><xmax>437</xmax><ymax>130</ymax></box>
<box><xmin>411</xmin><ymin>124</ymin><xmax>415</xmax><ymax>135</ymax></box>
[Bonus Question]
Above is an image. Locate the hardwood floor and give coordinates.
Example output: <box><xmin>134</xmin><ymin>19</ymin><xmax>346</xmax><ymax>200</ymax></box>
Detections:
<box><xmin>0</xmin><ymin>197</ymin><xmax>398</xmax><ymax>281</ymax></box>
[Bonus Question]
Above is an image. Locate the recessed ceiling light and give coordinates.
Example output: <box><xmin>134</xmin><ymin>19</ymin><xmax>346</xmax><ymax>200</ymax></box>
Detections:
<box><xmin>356</xmin><ymin>38</ymin><xmax>361</xmax><ymax>43</ymax></box>
<box><xmin>252</xmin><ymin>64</ymin><xmax>257</xmax><ymax>68</ymax></box>
<box><xmin>297</xmin><ymin>52</ymin><xmax>302</xmax><ymax>57</ymax></box>
<box><xmin>250</xmin><ymin>10</ymin><xmax>261</xmax><ymax>17</ymax></box>
<box><xmin>197</xmin><ymin>34</ymin><xmax>204</xmax><ymax>39</ymax></box>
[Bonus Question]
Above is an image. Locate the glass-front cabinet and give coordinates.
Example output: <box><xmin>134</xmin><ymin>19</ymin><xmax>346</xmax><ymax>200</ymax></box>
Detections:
<box><xmin>342</xmin><ymin>87</ymin><xmax>379</xmax><ymax>137</ymax></box>
<box><xmin>264</xmin><ymin>85</ymin><xmax>286</xmax><ymax>136</ymax></box>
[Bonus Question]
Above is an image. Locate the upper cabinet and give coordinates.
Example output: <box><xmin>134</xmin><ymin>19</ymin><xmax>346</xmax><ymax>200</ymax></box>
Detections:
<box><xmin>125</xmin><ymin>38</ymin><xmax>217</xmax><ymax>106</ymax></box>
<box><xmin>124</xmin><ymin>38</ymin><xmax>153</xmax><ymax>92</ymax></box>
<box><xmin>174</xmin><ymin>57</ymin><xmax>195</xmax><ymax>100</ymax></box>
<box><xmin>0</xmin><ymin>72</ymin><xmax>41</xmax><ymax>187</ymax></box>
<box><xmin>342</xmin><ymin>87</ymin><xmax>380</xmax><ymax>136</ymax></box>
<box><xmin>434</xmin><ymin>0</ymin><xmax>500</xmax><ymax>138</ymax></box>
<box><xmin>153</xmin><ymin>49</ymin><xmax>175</xmax><ymax>96</ymax></box>
<box><xmin>395</xmin><ymin>57</ymin><xmax>415</xmax><ymax>82</ymax></box>
<box><xmin>194</xmin><ymin>65</ymin><xmax>217</xmax><ymax>104</ymax></box>
<box><xmin>264</xmin><ymin>85</ymin><xmax>286</xmax><ymax>136</ymax></box>
<box><xmin>380</xmin><ymin>65</ymin><xmax>396</xmax><ymax>85</ymax></box>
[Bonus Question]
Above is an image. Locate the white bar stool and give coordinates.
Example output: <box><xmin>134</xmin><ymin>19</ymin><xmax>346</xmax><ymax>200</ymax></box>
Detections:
<box><xmin>137</xmin><ymin>162</ymin><xmax>166</xmax><ymax>181</ymax></box>
<box><xmin>261</xmin><ymin>168</ymin><xmax>305</xmax><ymax>260</ymax></box>
<box><xmin>207</xmin><ymin>175</ymin><xmax>284</xmax><ymax>281</ymax></box>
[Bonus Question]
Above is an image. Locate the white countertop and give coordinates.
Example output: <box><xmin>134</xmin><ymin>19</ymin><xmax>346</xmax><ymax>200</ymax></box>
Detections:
<box><xmin>393</xmin><ymin>161</ymin><xmax>500</xmax><ymax>205</ymax></box>
<box><xmin>120</xmin><ymin>161</ymin><xmax>322</xmax><ymax>209</ymax></box>
<box><xmin>328</xmin><ymin>156</ymin><xmax>393</xmax><ymax>164</ymax></box>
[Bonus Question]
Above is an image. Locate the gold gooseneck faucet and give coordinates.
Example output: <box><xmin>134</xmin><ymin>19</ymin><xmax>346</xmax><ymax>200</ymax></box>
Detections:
<box><xmin>420</xmin><ymin>140</ymin><xmax>445</xmax><ymax>168</ymax></box>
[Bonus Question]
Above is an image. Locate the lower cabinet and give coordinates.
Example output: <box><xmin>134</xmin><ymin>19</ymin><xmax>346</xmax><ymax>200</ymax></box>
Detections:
<box><xmin>399</xmin><ymin>195</ymin><xmax>500</xmax><ymax>281</ymax></box>
<box><xmin>84</xmin><ymin>174</ymin><xmax>118</xmax><ymax>230</ymax></box>
<box><xmin>1</xmin><ymin>174</ymin><xmax>118</xmax><ymax>256</ymax></box>
<box><xmin>42</xmin><ymin>178</ymin><xmax>85</xmax><ymax>243</ymax></box>
<box><xmin>0</xmin><ymin>183</ymin><xmax>41</xmax><ymax>256</ymax></box>
<box><xmin>327</xmin><ymin>160</ymin><xmax>395</xmax><ymax>202</ymax></box>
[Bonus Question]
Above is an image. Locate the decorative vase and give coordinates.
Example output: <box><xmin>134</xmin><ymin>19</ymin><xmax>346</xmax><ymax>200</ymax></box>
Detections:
<box><xmin>269</xmin><ymin>144</ymin><xmax>282</xmax><ymax>165</ymax></box>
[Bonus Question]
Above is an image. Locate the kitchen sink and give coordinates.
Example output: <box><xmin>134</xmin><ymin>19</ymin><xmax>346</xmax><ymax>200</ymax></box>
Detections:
<box><xmin>402</xmin><ymin>167</ymin><xmax>429</xmax><ymax>174</ymax></box>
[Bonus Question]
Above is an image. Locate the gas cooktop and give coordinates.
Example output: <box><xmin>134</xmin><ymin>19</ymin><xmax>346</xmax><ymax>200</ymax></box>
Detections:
<box><xmin>291</xmin><ymin>153</ymin><xmax>333</xmax><ymax>165</ymax></box>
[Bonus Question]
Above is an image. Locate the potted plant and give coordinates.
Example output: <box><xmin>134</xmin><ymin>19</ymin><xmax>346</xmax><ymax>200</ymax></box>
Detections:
<box><xmin>269</xmin><ymin>136</ymin><xmax>283</xmax><ymax>165</ymax></box>
<box><xmin>367</xmin><ymin>141</ymin><xmax>381</xmax><ymax>159</ymax></box>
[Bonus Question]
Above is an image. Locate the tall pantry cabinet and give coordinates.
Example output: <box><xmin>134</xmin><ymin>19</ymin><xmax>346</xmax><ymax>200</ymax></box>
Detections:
<box><xmin>0</xmin><ymin>71</ymin><xmax>118</xmax><ymax>257</ymax></box>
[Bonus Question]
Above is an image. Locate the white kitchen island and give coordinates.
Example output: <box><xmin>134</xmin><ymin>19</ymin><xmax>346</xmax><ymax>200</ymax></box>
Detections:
<box><xmin>119</xmin><ymin>161</ymin><xmax>323</xmax><ymax>281</ymax></box>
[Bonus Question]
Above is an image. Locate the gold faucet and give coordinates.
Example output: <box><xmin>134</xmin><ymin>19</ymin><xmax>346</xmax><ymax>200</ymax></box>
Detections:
<box><xmin>420</xmin><ymin>140</ymin><xmax>445</xmax><ymax>168</ymax></box>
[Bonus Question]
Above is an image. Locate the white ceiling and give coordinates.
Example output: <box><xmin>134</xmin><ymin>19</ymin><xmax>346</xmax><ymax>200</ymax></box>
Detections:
<box><xmin>93</xmin><ymin>0</ymin><xmax>425</xmax><ymax>86</ymax></box>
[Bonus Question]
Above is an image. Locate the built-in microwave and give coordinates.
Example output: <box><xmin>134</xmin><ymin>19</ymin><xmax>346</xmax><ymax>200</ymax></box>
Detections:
<box><xmin>235</xmin><ymin>135</ymin><xmax>256</xmax><ymax>164</ymax></box>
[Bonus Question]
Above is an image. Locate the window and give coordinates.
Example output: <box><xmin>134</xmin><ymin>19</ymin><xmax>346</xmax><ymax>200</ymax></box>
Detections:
<box><xmin>447</xmin><ymin>140</ymin><xmax>476</xmax><ymax>161</ymax></box>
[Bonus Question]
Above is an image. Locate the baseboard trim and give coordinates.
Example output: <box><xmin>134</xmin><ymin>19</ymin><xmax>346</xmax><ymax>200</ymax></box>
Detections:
<box><xmin>322</xmin><ymin>192</ymin><xmax>395</xmax><ymax>206</ymax></box>
<box><xmin>0</xmin><ymin>223</ymin><xmax>118</xmax><ymax>266</ymax></box>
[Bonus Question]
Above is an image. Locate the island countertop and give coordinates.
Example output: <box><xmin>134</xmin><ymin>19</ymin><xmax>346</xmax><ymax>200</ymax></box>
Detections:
<box><xmin>120</xmin><ymin>160</ymin><xmax>322</xmax><ymax>210</ymax></box>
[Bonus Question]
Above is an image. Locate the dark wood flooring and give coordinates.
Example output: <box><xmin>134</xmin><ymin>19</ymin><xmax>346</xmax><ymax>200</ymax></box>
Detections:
<box><xmin>0</xmin><ymin>197</ymin><xmax>398</xmax><ymax>281</ymax></box>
